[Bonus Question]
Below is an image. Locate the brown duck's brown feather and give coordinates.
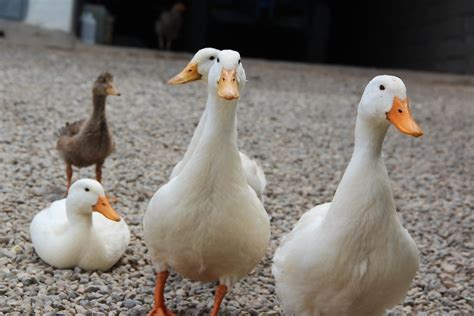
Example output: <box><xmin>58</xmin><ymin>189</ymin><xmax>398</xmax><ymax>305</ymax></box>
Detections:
<box><xmin>57</xmin><ymin>119</ymin><xmax>85</xmax><ymax>137</ymax></box>
<box><xmin>57</xmin><ymin>73</ymin><xmax>117</xmax><ymax>169</ymax></box>
<box><xmin>56</xmin><ymin>115</ymin><xmax>115</xmax><ymax>168</ymax></box>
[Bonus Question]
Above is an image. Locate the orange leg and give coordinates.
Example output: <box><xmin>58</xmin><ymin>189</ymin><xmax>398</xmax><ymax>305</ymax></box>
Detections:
<box><xmin>66</xmin><ymin>163</ymin><xmax>73</xmax><ymax>194</ymax></box>
<box><xmin>148</xmin><ymin>271</ymin><xmax>175</xmax><ymax>316</ymax></box>
<box><xmin>95</xmin><ymin>163</ymin><xmax>103</xmax><ymax>183</ymax></box>
<box><xmin>210</xmin><ymin>284</ymin><xmax>228</xmax><ymax>316</ymax></box>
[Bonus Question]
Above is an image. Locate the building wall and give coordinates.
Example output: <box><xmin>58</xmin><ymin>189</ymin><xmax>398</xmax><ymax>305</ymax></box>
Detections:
<box><xmin>24</xmin><ymin>0</ymin><xmax>75</xmax><ymax>33</ymax></box>
<box><xmin>371</xmin><ymin>0</ymin><xmax>474</xmax><ymax>74</ymax></box>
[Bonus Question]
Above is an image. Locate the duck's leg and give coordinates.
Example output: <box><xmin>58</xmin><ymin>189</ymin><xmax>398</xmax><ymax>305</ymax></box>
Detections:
<box><xmin>97</xmin><ymin>162</ymin><xmax>119</xmax><ymax>203</ymax></box>
<box><xmin>148</xmin><ymin>270</ymin><xmax>175</xmax><ymax>316</ymax></box>
<box><xmin>66</xmin><ymin>163</ymin><xmax>73</xmax><ymax>193</ymax></box>
<box><xmin>95</xmin><ymin>162</ymin><xmax>103</xmax><ymax>183</ymax></box>
<box><xmin>210</xmin><ymin>284</ymin><xmax>227</xmax><ymax>316</ymax></box>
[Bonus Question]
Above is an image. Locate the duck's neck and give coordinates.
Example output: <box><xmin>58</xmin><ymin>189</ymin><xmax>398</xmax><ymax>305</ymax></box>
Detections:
<box><xmin>181</xmin><ymin>93</ymin><xmax>244</xmax><ymax>184</ymax></box>
<box><xmin>352</xmin><ymin>116</ymin><xmax>388</xmax><ymax>159</ymax></box>
<box><xmin>175</xmin><ymin>107</ymin><xmax>208</xmax><ymax>174</ymax></box>
<box><xmin>201</xmin><ymin>93</ymin><xmax>238</xmax><ymax>140</ymax></box>
<box><xmin>91</xmin><ymin>94</ymin><xmax>107</xmax><ymax>122</ymax></box>
<box><xmin>66</xmin><ymin>201</ymin><xmax>93</xmax><ymax>228</ymax></box>
<box><xmin>325</xmin><ymin>116</ymin><xmax>395</xmax><ymax>227</ymax></box>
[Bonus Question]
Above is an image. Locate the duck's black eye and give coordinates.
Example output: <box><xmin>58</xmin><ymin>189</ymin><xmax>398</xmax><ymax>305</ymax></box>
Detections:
<box><xmin>379</xmin><ymin>84</ymin><xmax>385</xmax><ymax>90</ymax></box>
<box><xmin>238</xmin><ymin>59</ymin><xmax>241</xmax><ymax>64</ymax></box>
<box><xmin>85</xmin><ymin>188</ymin><xmax>90</xmax><ymax>192</ymax></box>
<box><xmin>209</xmin><ymin>56</ymin><xmax>215</xmax><ymax>60</ymax></box>
<box><xmin>217</xmin><ymin>58</ymin><xmax>220</xmax><ymax>63</ymax></box>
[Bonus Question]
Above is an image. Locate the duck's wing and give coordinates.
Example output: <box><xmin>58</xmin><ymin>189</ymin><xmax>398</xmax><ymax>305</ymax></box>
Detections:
<box><xmin>30</xmin><ymin>199</ymin><xmax>70</xmax><ymax>265</ymax></box>
<box><xmin>272</xmin><ymin>202</ymin><xmax>331</xmax><ymax>277</ymax></box>
<box><xmin>271</xmin><ymin>202</ymin><xmax>331</xmax><ymax>314</ymax></box>
<box><xmin>240</xmin><ymin>152</ymin><xmax>267</xmax><ymax>201</ymax></box>
<box><xmin>31</xmin><ymin>199</ymin><xmax>69</xmax><ymax>236</ymax></box>
<box><xmin>57</xmin><ymin>119</ymin><xmax>85</xmax><ymax>138</ymax></box>
<box><xmin>277</xmin><ymin>202</ymin><xmax>331</xmax><ymax>251</ymax></box>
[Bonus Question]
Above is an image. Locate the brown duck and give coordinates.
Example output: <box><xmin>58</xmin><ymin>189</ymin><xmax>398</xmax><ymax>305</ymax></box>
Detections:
<box><xmin>57</xmin><ymin>72</ymin><xmax>120</xmax><ymax>192</ymax></box>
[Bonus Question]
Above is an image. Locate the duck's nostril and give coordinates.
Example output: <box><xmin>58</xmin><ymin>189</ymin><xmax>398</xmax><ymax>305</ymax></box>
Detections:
<box><xmin>398</xmin><ymin>109</ymin><xmax>403</xmax><ymax>113</ymax></box>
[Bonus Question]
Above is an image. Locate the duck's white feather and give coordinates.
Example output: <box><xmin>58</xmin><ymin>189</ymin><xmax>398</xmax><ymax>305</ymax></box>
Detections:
<box><xmin>170</xmin><ymin>101</ymin><xmax>266</xmax><ymax>201</ymax></box>
<box><xmin>272</xmin><ymin>76</ymin><xmax>420</xmax><ymax>316</ymax></box>
<box><xmin>145</xmin><ymin>53</ymin><xmax>269</xmax><ymax>288</ymax></box>
<box><xmin>30</xmin><ymin>198</ymin><xmax>130</xmax><ymax>271</ymax></box>
<box><xmin>240</xmin><ymin>151</ymin><xmax>267</xmax><ymax>201</ymax></box>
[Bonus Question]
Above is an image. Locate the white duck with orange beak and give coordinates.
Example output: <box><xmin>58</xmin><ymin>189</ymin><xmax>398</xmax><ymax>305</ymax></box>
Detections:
<box><xmin>272</xmin><ymin>75</ymin><xmax>423</xmax><ymax>316</ymax></box>
<box><xmin>30</xmin><ymin>179</ymin><xmax>130</xmax><ymax>271</ymax></box>
<box><xmin>144</xmin><ymin>50</ymin><xmax>270</xmax><ymax>316</ymax></box>
<box><xmin>168</xmin><ymin>48</ymin><xmax>267</xmax><ymax>201</ymax></box>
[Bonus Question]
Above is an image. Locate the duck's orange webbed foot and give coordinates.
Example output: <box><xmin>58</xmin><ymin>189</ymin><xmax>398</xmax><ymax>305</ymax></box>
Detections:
<box><xmin>148</xmin><ymin>271</ymin><xmax>174</xmax><ymax>316</ymax></box>
<box><xmin>147</xmin><ymin>306</ymin><xmax>175</xmax><ymax>316</ymax></box>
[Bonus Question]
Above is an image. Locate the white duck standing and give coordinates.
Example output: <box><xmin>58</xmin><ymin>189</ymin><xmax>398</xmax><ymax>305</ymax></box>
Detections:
<box><xmin>272</xmin><ymin>75</ymin><xmax>423</xmax><ymax>316</ymax></box>
<box><xmin>144</xmin><ymin>50</ymin><xmax>270</xmax><ymax>316</ymax></box>
<box><xmin>168</xmin><ymin>48</ymin><xmax>267</xmax><ymax>201</ymax></box>
<box><xmin>30</xmin><ymin>179</ymin><xmax>130</xmax><ymax>271</ymax></box>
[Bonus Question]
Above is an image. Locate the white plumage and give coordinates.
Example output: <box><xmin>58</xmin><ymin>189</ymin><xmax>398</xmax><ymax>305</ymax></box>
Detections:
<box><xmin>30</xmin><ymin>179</ymin><xmax>130</xmax><ymax>271</ymax></box>
<box><xmin>169</xmin><ymin>48</ymin><xmax>267</xmax><ymax>201</ymax></box>
<box><xmin>144</xmin><ymin>50</ymin><xmax>270</xmax><ymax>302</ymax></box>
<box><xmin>272</xmin><ymin>75</ymin><xmax>422</xmax><ymax>316</ymax></box>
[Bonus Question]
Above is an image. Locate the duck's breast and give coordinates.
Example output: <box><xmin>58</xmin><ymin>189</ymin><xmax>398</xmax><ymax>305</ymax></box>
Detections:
<box><xmin>144</xmin><ymin>178</ymin><xmax>270</xmax><ymax>282</ymax></box>
<box><xmin>77</xmin><ymin>214</ymin><xmax>130</xmax><ymax>271</ymax></box>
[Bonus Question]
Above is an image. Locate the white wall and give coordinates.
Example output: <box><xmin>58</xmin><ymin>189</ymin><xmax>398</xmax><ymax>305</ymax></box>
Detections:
<box><xmin>24</xmin><ymin>0</ymin><xmax>75</xmax><ymax>33</ymax></box>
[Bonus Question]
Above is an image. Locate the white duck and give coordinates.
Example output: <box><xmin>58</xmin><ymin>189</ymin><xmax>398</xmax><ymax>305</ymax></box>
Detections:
<box><xmin>168</xmin><ymin>47</ymin><xmax>267</xmax><ymax>201</ymax></box>
<box><xmin>144</xmin><ymin>50</ymin><xmax>270</xmax><ymax>316</ymax></box>
<box><xmin>272</xmin><ymin>75</ymin><xmax>423</xmax><ymax>316</ymax></box>
<box><xmin>30</xmin><ymin>179</ymin><xmax>130</xmax><ymax>271</ymax></box>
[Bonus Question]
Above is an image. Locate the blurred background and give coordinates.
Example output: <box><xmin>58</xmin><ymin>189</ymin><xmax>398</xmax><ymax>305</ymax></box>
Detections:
<box><xmin>1</xmin><ymin>0</ymin><xmax>474</xmax><ymax>74</ymax></box>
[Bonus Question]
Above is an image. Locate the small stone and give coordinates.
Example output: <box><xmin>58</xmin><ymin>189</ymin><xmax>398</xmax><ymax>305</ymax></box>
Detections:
<box><xmin>0</xmin><ymin>248</ymin><xmax>15</xmax><ymax>259</ymax></box>
<box><xmin>441</xmin><ymin>262</ymin><xmax>456</xmax><ymax>274</ymax></box>
<box><xmin>123</xmin><ymin>299</ymin><xmax>136</xmax><ymax>308</ymax></box>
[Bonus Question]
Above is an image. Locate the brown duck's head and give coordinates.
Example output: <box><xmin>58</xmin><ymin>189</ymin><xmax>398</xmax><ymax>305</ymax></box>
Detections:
<box><xmin>93</xmin><ymin>72</ymin><xmax>121</xmax><ymax>97</ymax></box>
<box><xmin>172</xmin><ymin>3</ymin><xmax>187</xmax><ymax>12</ymax></box>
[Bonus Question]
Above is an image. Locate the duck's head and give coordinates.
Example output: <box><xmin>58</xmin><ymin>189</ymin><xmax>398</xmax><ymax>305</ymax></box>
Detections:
<box><xmin>93</xmin><ymin>72</ymin><xmax>121</xmax><ymax>97</ymax></box>
<box><xmin>359</xmin><ymin>75</ymin><xmax>423</xmax><ymax>137</ymax></box>
<box><xmin>67</xmin><ymin>179</ymin><xmax>121</xmax><ymax>222</ymax></box>
<box><xmin>208</xmin><ymin>49</ymin><xmax>246</xmax><ymax>101</ymax></box>
<box><xmin>168</xmin><ymin>48</ymin><xmax>220</xmax><ymax>84</ymax></box>
<box><xmin>172</xmin><ymin>2</ymin><xmax>187</xmax><ymax>13</ymax></box>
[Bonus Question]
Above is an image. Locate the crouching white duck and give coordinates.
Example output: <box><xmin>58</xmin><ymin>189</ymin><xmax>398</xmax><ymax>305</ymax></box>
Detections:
<box><xmin>144</xmin><ymin>50</ymin><xmax>270</xmax><ymax>316</ymax></box>
<box><xmin>168</xmin><ymin>47</ymin><xmax>267</xmax><ymax>201</ymax></box>
<box><xmin>272</xmin><ymin>75</ymin><xmax>423</xmax><ymax>316</ymax></box>
<box><xmin>30</xmin><ymin>179</ymin><xmax>130</xmax><ymax>271</ymax></box>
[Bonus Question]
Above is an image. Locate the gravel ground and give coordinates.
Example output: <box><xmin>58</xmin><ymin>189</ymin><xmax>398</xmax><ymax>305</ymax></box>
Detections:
<box><xmin>0</xmin><ymin>42</ymin><xmax>472</xmax><ymax>315</ymax></box>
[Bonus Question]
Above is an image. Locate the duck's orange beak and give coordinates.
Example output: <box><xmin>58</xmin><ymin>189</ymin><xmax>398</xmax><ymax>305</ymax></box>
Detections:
<box><xmin>93</xmin><ymin>195</ymin><xmax>121</xmax><ymax>222</ymax></box>
<box><xmin>217</xmin><ymin>68</ymin><xmax>239</xmax><ymax>100</ymax></box>
<box><xmin>106</xmin><ymin>83</ymin><xmax>121</xmax><ymax>96</ymax></box>
<box><xmin>387</xmin><ymin>97</ymin><xmax>423</xmax><ymax>137</ymax></box>
<box><xmin>168</xmin><ymin>62</ymin><xmax>201</xmax><ymax>84</ymax></box>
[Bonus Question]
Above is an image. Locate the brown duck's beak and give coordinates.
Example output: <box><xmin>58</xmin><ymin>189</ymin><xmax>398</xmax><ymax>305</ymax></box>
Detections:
<box><xmin>106</xmin><ymin>83</ymin><xmax>121</xmax><ymax>96</ymax></box>
<box><xmin>168</xmin><ymin>62</ymin><xmax>201</xmax><ymax>84</ymax></box>
<box><xmin>387</xmin><ymin>97</ymin><xmax>423</xmax><ymax>137</ymax></box>
<box><xmin>217</xmin><ymin>68</ymin><xmax>239</xmax><ymax>100</ymax></box>
<box><xmin>93</xmin><ymin>195</ymin><xmax>121</xmax><ymax>222</ymax></box>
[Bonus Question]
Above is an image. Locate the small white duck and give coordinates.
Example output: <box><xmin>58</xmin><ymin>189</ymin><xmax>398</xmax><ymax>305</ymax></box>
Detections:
<box><xmin>144</xmin><ymin>50</ymin><xmax>270</xmax><ymax>316</ymax></box>
<box><xmin>168</xmin><ymin>47</ymin><xmax>267</xmax><ymax>201</ymax></box>
<box><xmin>30</xmin><ymin>179</ymin><xmax>130</xmax><ymax>271</ymax></box>
<box><xmin>272</xmin><ymin>75</ymin><xmax>423</xmax><ymax>316</ymax></box>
